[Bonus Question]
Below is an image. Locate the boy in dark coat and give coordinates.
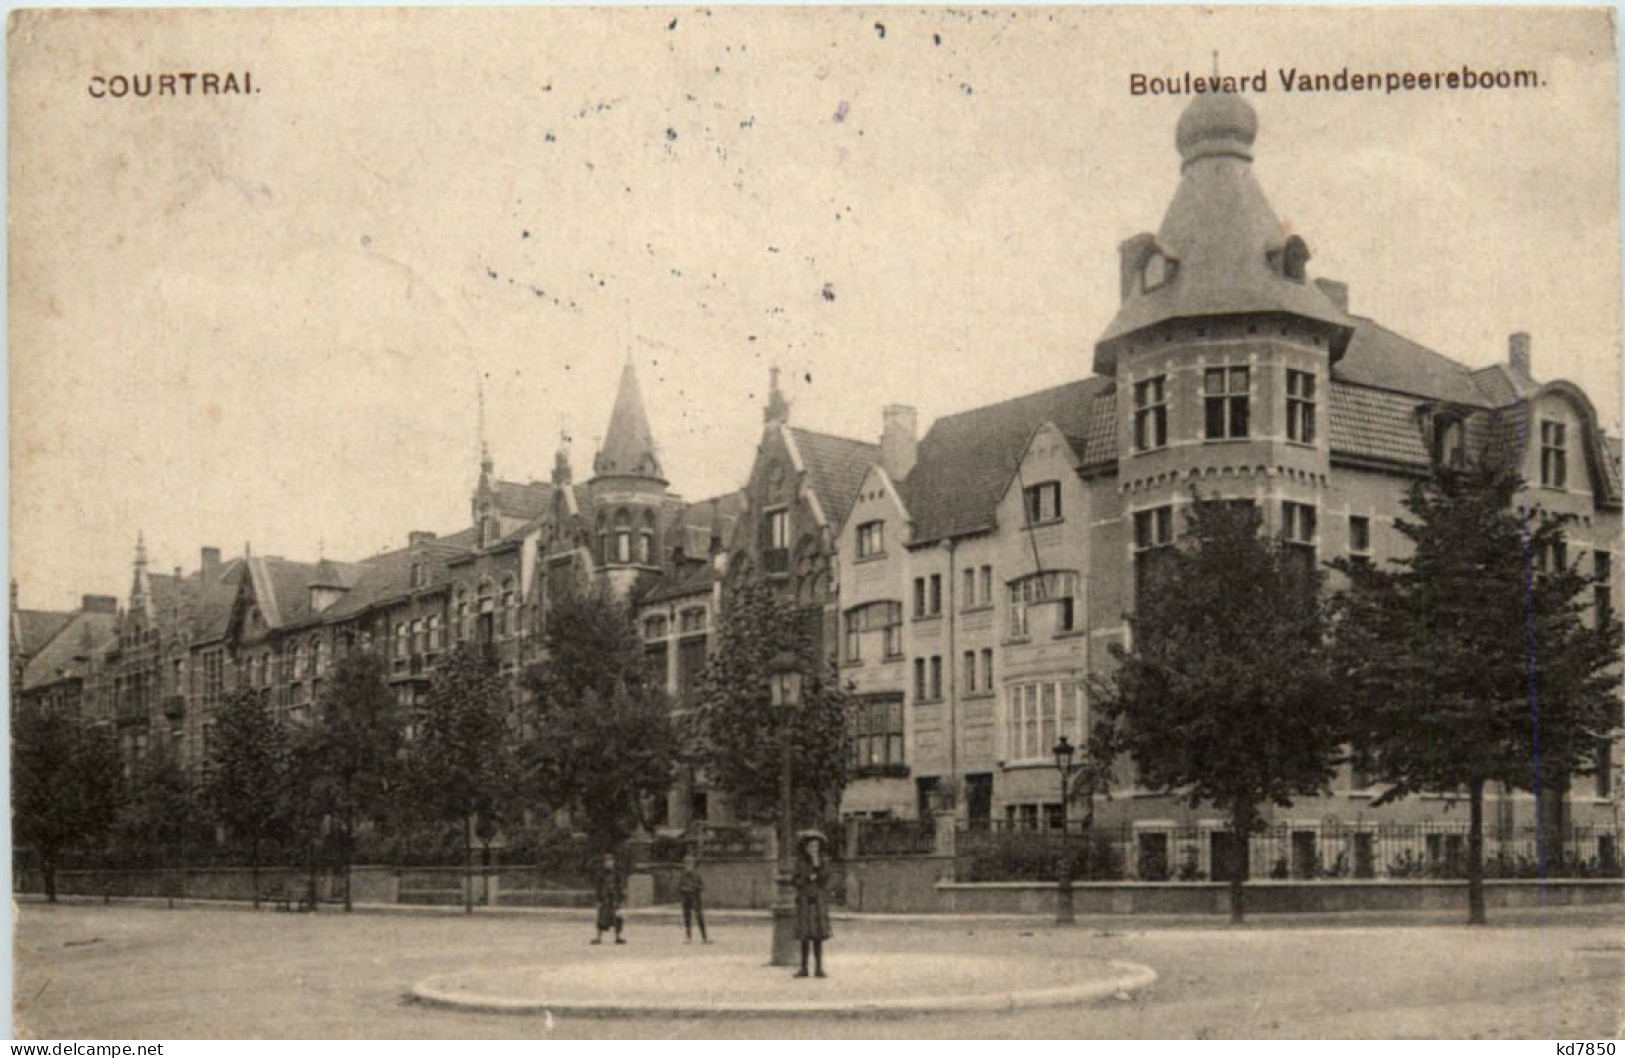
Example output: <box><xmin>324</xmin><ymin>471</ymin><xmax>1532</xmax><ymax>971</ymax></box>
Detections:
<box><xmin>679</xmin><ymin>853</ymin><xmax>710</xmax><ymax>944</ymax></box>
<box><xmin>792</xmin><ymin>831</ymin><xmax>832</xmax><ymax>978</ymax></box>
<box><xmin>591</xmin><ymin>853</ymin><xmax>625</xmax><ymax>945</ymax></box>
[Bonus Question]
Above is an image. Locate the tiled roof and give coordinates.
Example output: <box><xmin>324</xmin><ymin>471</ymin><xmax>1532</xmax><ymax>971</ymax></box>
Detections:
<box><xmin>22</xmin><ymin>609</ymin><xmax>117</xmax><ymax>690</ymax></box>
<box><xmin>1466</xmin><ymin>363</ymin><xmax>1535</xmax><ymax>408</ymax></box>
<box><xmin>902</xmin><ymin>377</ymin><xmax>1111</xmax><ymax>543</ymax></box>
<box><xmin>1333</xmin><ymin>317</ymin><xmax>1489</xmax><ymax>407</ymax></box>
<box><xmin>190</xmin><ymin>560</ymin><xmax>244</xmax><ymax>643</ymax></box>
<box><xmin>16</xmin><ymin>609</ymin><xmax>74</xmax><ymax>657</ymax></box>
<box><xmin>1077</xmin><ymin>388</ymin><xmax>1118</xmax><ymax>469</ymax></box>
<box><xmin>641</xmin><ymin>560</ymin><xmax>721</xmax><ymax>604</ymax></box>
<box><xmin>321</xmin><ymin>540</ymin><xmax>465</xmax><ymax>622</ymax></box>
<box><xmin>492</xmin><ymin>480</ymin><xmax>553</xmax><ymax>521</ymax></box>
<box><xmin>662</xmin><ymin>489</ymin><xmax>745</xmax><ymax>561</ymax></box>
<box><xmin>1097</xmin><ymin>95</ymin><xmax>1353</xmax><ymax>366</ymax></box>
<box><xmin>1327</xmin><ymin>383</ymin><xmax>1432</xmax><ymax>468</ymax></box>
<box><xmin>594</xmin><ymin>361</ymin><xmax>665</xmax><ymax>480</ymax></box>
<box><xmin>787</xmin><ymin>427</ymin><xmax>881</xmax><ymax>534</ymax></box>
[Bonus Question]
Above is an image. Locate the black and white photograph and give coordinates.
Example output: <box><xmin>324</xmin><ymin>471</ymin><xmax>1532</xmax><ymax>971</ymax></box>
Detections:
<box><xmin>6</xmin><ymin>4</ymin><xmax>1622</xmax><ymax>1041</ymax></box>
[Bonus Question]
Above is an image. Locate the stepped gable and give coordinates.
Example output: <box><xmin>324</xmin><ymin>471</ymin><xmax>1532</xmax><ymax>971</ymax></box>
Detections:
<box><xmin>902</xmin><ymin>377</ymin><xmax>1110</xmax><ymax>544</ymax></box>
<box><xmin>786</xmin><ymin>427</ymin><xmax>881</xmax><ymax>533</ymax></box>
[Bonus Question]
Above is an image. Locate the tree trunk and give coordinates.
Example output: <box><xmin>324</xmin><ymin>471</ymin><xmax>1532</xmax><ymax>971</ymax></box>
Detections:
<box><xmin>307</xmin><ymin>839</ymin><xmax>319</xmax><ymax>914</ymax></box>
<box><xmin>1228</xmin><ymin>802</ymin><xmax>1252</xmax><ymax>925</ymax></box>
<box><xmin>343</xmin><ymin>807</ymin><xmax>355</xmax><ymax>913</ymax></box>
<box><xmin>1467</xmin><ymin>776</ymin><xmax>1487</xmax><ymax>926</ymax></box>
<box><xmin>44</xmin><ymin>859</ymin><xmax>57</xmax><ymax>905</ymax></box>
<box><xmin>251</xmin><ymin>834</ymin><xmax>261</xmax><ymax>910</ymax></box>
<box><xmin>464</xmin><ymin>814</ymin><xmax>475</xmax><ymax>915</ymax></box>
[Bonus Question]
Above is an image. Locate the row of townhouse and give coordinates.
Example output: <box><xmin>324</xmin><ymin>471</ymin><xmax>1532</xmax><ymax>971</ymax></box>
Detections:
<box><xmin>688</xmin><ymin>93</ymin><xmax>1623</xmax><ymax>858</ymax></box>
<box><xmin>14</xmin><ymin>93</ymin><xmax>1622</xmax><ymax>856</ymax></box>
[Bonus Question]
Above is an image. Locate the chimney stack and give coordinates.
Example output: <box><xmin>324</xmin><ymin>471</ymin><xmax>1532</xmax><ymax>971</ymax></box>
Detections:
<box><xmin>1509</xmin><ymin>332</ymin><xmax>1532</xmax><ymax>377</ymax></box>
<box><xmin>881</xmin><ymin>404</ymin><xmax>919</xmax><ymax>482</ymax></box>
<box><xmin>763</xmin><ymin>366</ymin><xmax>790</xmax><ymax>425</ymax></box>
<box><xmin>1314</xmin><ymin>277</ymin><xmax>1350</xmax><ymax>313</ymax></box>
<box><xmin>200</xmin><ymin>547</ymin><xmax>221</xmax><ymax>576</ymax></box>
<box><xmin>408</xmin><ymin>531</ymin><xmax>437</xmax><ymax>547</ymax></box>
<box><xmin>82</xmin><ymin>594</ymin><xmax>118</xmax><ymax>614</ymax></box>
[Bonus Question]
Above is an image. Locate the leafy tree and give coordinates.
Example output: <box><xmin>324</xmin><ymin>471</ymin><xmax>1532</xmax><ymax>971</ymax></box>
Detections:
<box><xmin>11</xmin><ymin>704</ymin><xmax>123</xmax><ymax>902</ymax></box>
<box><xmin>205</xmin><ymin>687</ymin><xmax>289</xmax><ymax>908</ymax></box>
<box><xmin>305</xmin><ymin>651</ymin><xmax>403</xmax><ymax>910</ymax></box>
<box><xmin>519</xmin><ymin>588</ymin><xmax>677</xmax><ymax>852</ymax></box>
<box><xmin>114</xmin><ymin>738</ymin><xmax>200</xmax><ymax>900</ymax></box>
<box><xmin>409</xmin><ymin>641</ymin><xmax>518</xmax><ymax>912</ymax></box>
<box><xmin>1094</xmin><ymin>495</ymin><xmax>1341</xmax><ymax>922</ymax></box>
<box><xmin>687</xmin><ymin>580</ymin><xmax>851</xmax><ymax>827</ymax></box>
<box><xmin>1330</xmin><ymin>457</ymin><xmax>1622</xmax><ymax>924</ymax></box>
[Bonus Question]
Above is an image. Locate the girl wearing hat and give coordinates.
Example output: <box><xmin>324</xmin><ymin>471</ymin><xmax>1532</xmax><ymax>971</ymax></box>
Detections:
<box><xmin>792</xmin><ymin>830</ymin><xmax>831</xmax><ymax>978</ymax></box>
<box><xmin>591</xmin><ymin>853</ymin><xmax>626</xmax><ymax>945</ymax></box>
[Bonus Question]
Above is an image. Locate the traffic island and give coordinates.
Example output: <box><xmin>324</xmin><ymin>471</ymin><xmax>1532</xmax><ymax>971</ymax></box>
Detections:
<box><xmin>408</xmin><ymin>952</ymin><xmax>1157</xmax><ymax>1018</ymax></box>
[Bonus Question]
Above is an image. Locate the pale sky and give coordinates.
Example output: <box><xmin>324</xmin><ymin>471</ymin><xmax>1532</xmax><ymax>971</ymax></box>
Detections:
<box><xmin>9</xmin><ymin>6</ymin><xmax>1620</xmax><ymax>609</ymax></box>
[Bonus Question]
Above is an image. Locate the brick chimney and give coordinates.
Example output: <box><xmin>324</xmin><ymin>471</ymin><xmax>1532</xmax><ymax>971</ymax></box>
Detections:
<box><xmin>82</xmin><ymin>594</ymin><xmax>118</xmax><ymax>614</ymax></box>
<box><xmin>408</xmin><ymin>531</ymin><xmax>437</xmax><ymax>547</ymax></box>
<box><xmin>1314</xmin><ymin>277</ymin><xmax>1349</xmax><ymax>313</ymax></box>
<box><xmin>882</xmin><ymin>404</ymin><xmax>918</xmax><ymax>481</ymax></box>
<box><xmin>200</xmin><ymin>547</ymin><xmax>221</xmax><ymax>576</ymax></box>
<box><xmin>1509</xmin><ymin>332</ymin><xmax>1532</xmax><ymax>378</ymax></box>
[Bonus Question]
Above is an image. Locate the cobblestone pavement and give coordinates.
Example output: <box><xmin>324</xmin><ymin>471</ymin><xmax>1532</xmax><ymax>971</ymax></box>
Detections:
<box><xmin>12</xmin><ymin>902</ymin><xmax>1623</xmax><ymax>1039</ymax></box>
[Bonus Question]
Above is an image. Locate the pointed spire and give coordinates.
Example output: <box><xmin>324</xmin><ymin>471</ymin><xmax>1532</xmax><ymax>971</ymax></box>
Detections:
<box><xmin>553</xmin><ymin>427</ymin><xmax>574</xmax><ymax>487</ymax></box>
<box><xmin>763</xmin><ymin>365</ymin><xmax>790</xmax><ymax>425</ymax></box>
<box><xmin>593</xmin><ymin>359</ymin><xmax>665</xmax><ymax>482</ymax></box>
<box><xmin>131</xmin><ymin>532</ymin><xmax>153</xmax><ymax>618</ymax></box>
<box><xmin>477</xmin><ymin>373</ymin><xmax>494</xmax><ymax>484</ymax></box>
<box><xmin>134</xmin><ymin>531</ymin><xmax>148</xmax><ymax>570</ymax></box>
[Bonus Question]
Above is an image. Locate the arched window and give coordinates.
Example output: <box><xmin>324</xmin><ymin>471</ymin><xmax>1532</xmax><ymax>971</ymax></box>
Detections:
<box><xmin>312</xmin><ymin>636</ymin><xmax>326</xmax><ymax>675</ymax></box>
<box><xmin>395</xmin><ymin>622</ymin><xmax>408</xmax><ymax>660</ymax></box>
<box><xmin>638</xmin><ymin>511</ymin><xmax>657</xmax><ymax>565</ymax></box>
<box><xmin>596</xmin><ymin>513</ymin><xmax>609</xmax><ymax>566</ymax></box>
<box><xmin>1007</xmin><ymin>570</ymin><xmax>1082</xmax><ymax>639</ymax></box>
<box><xmin>499</xmin><ymin>576</ymin><xmax>516</xmax><ymax>637</ymax></box>
<box><xmin>293</xmin><ymin>641</ymin><xmax>308</xmax><ymax>678</ymax></box>
<box><xmin>410</xmin><ymin>618</ymin><xmax>425</xmax><ymax>655</ymax></box>
<box><xmin>614</xmin><ymin>509</ymin><xmax>632</xmax><ymax>565</ymax></box>
<box><xmin>427</xmin><ymin>613</ymin><xmax>443</xmax><ymax>653</ymax></box>
<box><xmin>454</xmin><ymin>587</ymin><xmax>470</xmax><ymax>642</ymax></box>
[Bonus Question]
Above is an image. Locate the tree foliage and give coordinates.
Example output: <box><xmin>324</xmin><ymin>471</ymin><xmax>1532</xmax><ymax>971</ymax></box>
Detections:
<box><xmin>1093</xmin><ymin>494</ymin><xmax>1341</xmax><ymax>920</ymax></box>
<box><xmin>687</xmin><ymin>580</ymin><xmax>851</xmax><ymax>826</ymax></box>
<box><xmin>304</xmin><ymin>651</ymin><xmax>403</xmax><ymax>893</ymax></box>
<box><xmin>12</xmin><ymin>703</ymin><xmax>123</xmax><ymax>899</ymax></box>
<box><xmin>205</xmin><ymin>687</ymin><xmax>289</xmax><ymax>901</ymax></box>
<box><xmin>114</xmin><ymin>736</ymin><xmax>200</xmax><ymax>868</ymax></box>
<box><xmin>409</xmin><ymin>641</ymin><xmax>518</xmax><ymax>842</ymax></box>
<box><xmin>1329</xmin><ymin>457</ymin><xmax>1622</xmax><ymax>922</ymax></box>
<box><xmin>519</xmin><ymin>587</ymin><xmax>676</xmax><ymax>850</ymax></box>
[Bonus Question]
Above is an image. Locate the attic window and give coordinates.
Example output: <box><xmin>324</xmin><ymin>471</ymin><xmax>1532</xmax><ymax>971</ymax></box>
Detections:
<box><xmin>1432</xmin><ymin>416</ymin><xmax>1465</xmax><ymax>468</ymax></box>
<box><xmin>1142</xmin><ymin>252</ymin><xmax>1173</xmax><ymax>293</ymax></box>
<box><xmin>1280</xmin><ymin>236</ymin><xmax>1310</xmax><ymax>282</ymax></box>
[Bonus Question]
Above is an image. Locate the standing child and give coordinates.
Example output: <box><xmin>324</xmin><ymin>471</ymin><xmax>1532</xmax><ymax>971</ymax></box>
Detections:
<box><xmin>679</xmin><ymin>853</ymin><xmax>710</xmax><ymax>944</ymax></box>
<box><xmin>792</xmin><ymin>831</ymin><xmax>832</xmax><ymax>978</ymax></box>
<box><xmin>591</xmin><ymin>853</ymin><xmax>625</xmax><ymax>945</ymax></box>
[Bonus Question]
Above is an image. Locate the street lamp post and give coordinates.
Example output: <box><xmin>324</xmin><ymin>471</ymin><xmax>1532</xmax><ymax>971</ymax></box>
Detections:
<box><xmin>767</xmin><ymin>651</ymin><xmax>803</xmax><ymax>967</ymax></box>
<box><xmin>1053</xmin><ymin>734</ymin><xmax>1076</xmax><ymax>926</ymax></box>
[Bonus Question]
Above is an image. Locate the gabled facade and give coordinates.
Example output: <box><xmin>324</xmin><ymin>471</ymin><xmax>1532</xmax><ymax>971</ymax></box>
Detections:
<box><xmin>819</xmin><ymin>93</ymin><xmax>1621</xmax><ymax>869</ymax></box>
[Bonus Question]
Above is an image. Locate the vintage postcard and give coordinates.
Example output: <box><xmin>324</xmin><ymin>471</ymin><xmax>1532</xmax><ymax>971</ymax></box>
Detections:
<box><xmin>8</xmin><ymin>5</ymin><xmax>1621</xmax><ymax>1042</ymax></box>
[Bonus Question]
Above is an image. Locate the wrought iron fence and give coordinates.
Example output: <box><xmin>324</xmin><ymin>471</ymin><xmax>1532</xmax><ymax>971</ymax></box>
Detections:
<box><xmin>852</xmin><ymin>817</ymin><xmax>937</xmax><ymax>857</ymax></box>
<box><xmin>952</xmin><ymin>820</ymin><xmax>1622</xmax><ymax>883</ymax></box>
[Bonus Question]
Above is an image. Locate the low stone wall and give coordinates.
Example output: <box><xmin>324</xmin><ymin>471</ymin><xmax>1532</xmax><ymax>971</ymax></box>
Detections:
<box><xmin>844</xmin><ymin>856</ymin><xmax>955</xmax><ymax>913</ymax></box>
<box><xmin>695</xmin><ymin>858</ymin><xmax>777</xmax><ymax>909</ymax></box>
<box><xmin>933</xmin><ymin>878</ymin><xmax>1625</xmax><ymax>916</ymax></box>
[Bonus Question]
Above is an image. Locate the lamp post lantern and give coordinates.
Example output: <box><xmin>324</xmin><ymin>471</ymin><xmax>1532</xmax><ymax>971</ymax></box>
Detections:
<box><xmin>1053</xmin><ymin>734</ymin><xmax>1077</xmax><ymax>926</ymax></box>
<box><xmin>767</xmin><ymin>650</ymin><xmax>803</xmax><ymax>966</ymax></box>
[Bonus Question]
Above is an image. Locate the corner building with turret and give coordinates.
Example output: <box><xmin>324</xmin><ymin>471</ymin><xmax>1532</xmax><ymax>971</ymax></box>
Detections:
<box><xmin>830</xmin><ymin>94</ymin><xmax>1621</xmax><ymax>875</ymax></box>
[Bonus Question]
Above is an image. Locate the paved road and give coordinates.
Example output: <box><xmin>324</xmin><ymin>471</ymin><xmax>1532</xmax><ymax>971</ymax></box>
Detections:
<box><xmin>13</xmin><ymin>902</ymin><xmax>1623</xmax><ymax>1039</ymax></box>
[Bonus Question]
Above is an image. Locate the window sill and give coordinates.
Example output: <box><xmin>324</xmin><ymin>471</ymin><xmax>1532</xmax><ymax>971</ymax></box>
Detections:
<box><xmin>1285</xmin><ymin>439</ymin><xmax>1318</xmax><ymax>450</ymax></box>
<box><xmin>853</xmin><ymin>553</ymin><xmax>887</xmax><ymax>564</ymax></box>
<box><xmin>1025</xmin><ymin>517</ymin><xmax>1064</xmax><ymax>529</ymax></box>
<box><xmin>1201</xmin><ymin>436</ymin><xmax>1252</xmax><ymax>444</ymax></box>
<box><xmin>963</xmin><ymin>691</ymin><xmax>995</xmax><ymax>701</ymax></box>
<box><xmin>961</xmin><ymin>604</ymin><xmax>994</xmax><ymax>615</ymax></box>
<box><xmin>1052</xmin><ymin>629</ymin><xmax>1086</xmax><ymax>641</ymax></box>
<box><xmin>915</xmin><ymin>696</ymin><xmax>945</xmax><ymax>706</ymax></box>
<box><xmin>853</xmin><ymin>763</ymin><xmax>910</xmax><ymax>779</ymax></box>
<box><xmin>1003</xmin><ymin>636</ymin><xmax>1032</xmax><ymax>646</ymax></box>
<box><xmin>882</xmin><ymin>653</ymin><xmax>905</xmax><ymax>663</ymax></box>
<box><xmin>1132</xmin><ymin>445</ymin><xmax>1169</xmax><ymax>456</ymax></box>
<box><xmin>1002</xmin><ymin>759</ymin><xmax>1062</xmax><ymax>772</ymax></box>
<box><xmin>840</xmin><ymin>659</ymin><xmax>864</xmax><ymax>669</ymax></box>
<box><xmin>913</xmin><ymin>613</ymin><xmax>943</xmax><ymax>624</ymax></box>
